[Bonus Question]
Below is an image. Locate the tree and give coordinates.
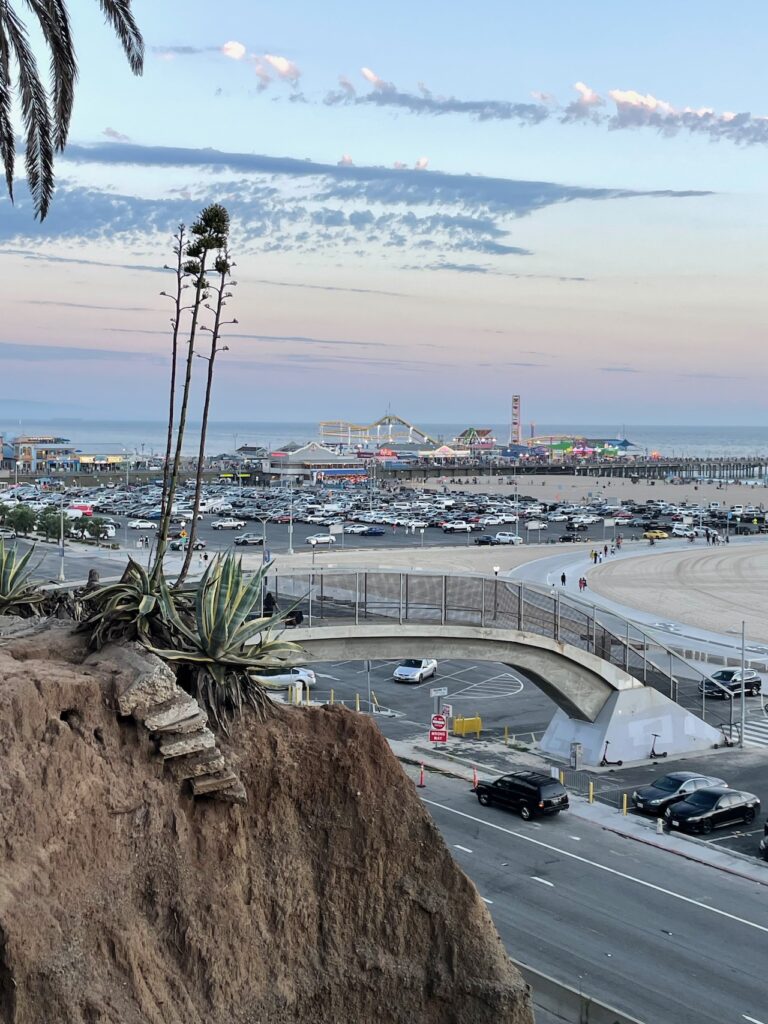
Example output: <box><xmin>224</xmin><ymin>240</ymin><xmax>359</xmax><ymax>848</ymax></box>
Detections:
<box><xmin>7</xmin><ymin>505</ymin><xmax>36</xmax><ymax>536</ymax></box>
<box><xmin>0</xmin><ymin>1</ymin><xmax>144</xmax><ymax>219</ymax></box>
<box><xmin>36</xmin><ymin>509</ymin><xmax>62</xmax><ymax>540</ymax></box>
<box><xmin>178</xmin><ymin>245</ymin><xmax>238</xmax><ymax>583</ymax></box>
<box><xmin>84</xmin><ymin>516</ymin><xmax>108</xmax><ymax>542</ymax></box>
<box><xmin>153</xmin><ymin>204</ymin><xmax>230</xmax><ymax>578</ymax></box>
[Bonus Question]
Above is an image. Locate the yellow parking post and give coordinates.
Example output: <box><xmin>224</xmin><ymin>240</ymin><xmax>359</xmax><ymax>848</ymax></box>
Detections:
<box><xmin>504</xmin><ymin>725</ymin><xmax>509</xmax><ymax>746</ymax></box>
<box><xmin>622</xmin><ymin>793</ymin><xmax>628</xmax><ymax>816</ymax></box>
<box><xmin>588</xmin><ymin>781</ymin><xmax>594</xmax><ymax>804</ymax></box>
<box><xmin>559</xmin><ymin>770</ymin><xmax>565</xmax><ymax>785</ymax></box>
<box><xmin>330</xmin><ymin>689</ymin><xmax>335</xmax><ymax>705</ymax></box>
<box><xmin>371</xmin><ymin>690</ymin><xmax>380</xmax><ymax>709</ymax></box>
<box><xmin>355</xmin><ymin>692</ymin><xmax>361</xmax><ymax>713</ymax></box>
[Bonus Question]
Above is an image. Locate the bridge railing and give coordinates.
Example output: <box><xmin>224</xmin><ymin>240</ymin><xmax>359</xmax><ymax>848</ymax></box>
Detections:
<box><xmin>263</xmin><ymin>568</ymin><xmax>735</xmax><ymax>736</ymax></box>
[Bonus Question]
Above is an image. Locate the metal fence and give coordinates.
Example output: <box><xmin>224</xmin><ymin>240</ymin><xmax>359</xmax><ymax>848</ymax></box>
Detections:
<box><xmin>262</xmin><ymin>568</ymin><xmax>735</xmax><ymax>736</ymax></box>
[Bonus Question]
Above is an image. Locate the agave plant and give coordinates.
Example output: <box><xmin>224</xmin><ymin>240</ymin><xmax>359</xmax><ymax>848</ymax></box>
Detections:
<box><xmin>0</xmin><ymin>540</ymin><xmax>46</xmax><ymax>617</ymax></box>
<box><xmin>144</xmin><ymin>553</ymin><xmax>301</xmax><ymax>732</ymax></box>
<box><xmin>79</xmin><ymin>558</ymin><xmax>175</xmax><ymax>650</ymax></box>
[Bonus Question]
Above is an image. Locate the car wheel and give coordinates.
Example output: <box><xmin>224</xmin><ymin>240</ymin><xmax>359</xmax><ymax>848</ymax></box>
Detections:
<box><xmin>700</xmin><ymin>820</ymin><xmax>713</xmax><ymax>835</ymax></box>
<box><xmin>477</xmin><ymin>792</ymin><xmax>490</xmax><ymax>806</ymax></box>
<box><xmin>744</xmin><ymin>808</ymin><xmax>756</xmax><ymax>824</ymax></box>
<box><xmin>520</xmin><ymin>805</ymin><xmax>532</xmax><ymax>821</ymax></box>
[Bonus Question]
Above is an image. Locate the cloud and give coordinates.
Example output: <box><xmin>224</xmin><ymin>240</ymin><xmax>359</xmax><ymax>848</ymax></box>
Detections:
<box><xmin>326</xmin><ymin>84</ymin><xmax>549</xmax><ymax>125</ymax></box>
<box><xmin>599</xmin><ymin>365</ymin><xmax>641</xmax><ymax>373</ymax></box>
<box><xmin>0</xmin><ymin>247</ymin><xmax>165</xmax><ymax>273</ymax></box>
<box><xmin>24</xmin><ymin>300</ymin><xmax>155</xmax><ymax>312</ymax></box>
<box><xmin>102</xmin><ymin>127</ymin><xmax>131</xmax><ymax>143</ymax></box>
<box><xmin>414</xmin><ymin>156</ymin><xmax>429</xmax><ymax>170</ymax></box>
<box><xmin>361</xmin><ymin>67</ymin><xmax>395</xmax><ymax>92</ymax></box>
<box><xmin>562</xmin><ymin>81</ymin><xmax>604</xmax><ymax>122</ymax></box>
<box><xmin>263</xmin><ymin>54</ymin><xmax>301</xmax><ymax>82</ymax></box>
<box><xmin>337</xmin><ymin>154</ymin><xmax>354</xmax><ymax>166</ymax></box>
<box><xmin>221</xmin><ymin>40</ymin><xmax>246</xmax><ymax>61</ymax></box>
<box><xmin>0</xmin><ymin>341</ymin><xmax>165</xmax><ymax>364</ymax></box>
<box><xmin>1</xmin><ymin>143</ymin><xmax>709</xmax><ymax>269</ymax></box>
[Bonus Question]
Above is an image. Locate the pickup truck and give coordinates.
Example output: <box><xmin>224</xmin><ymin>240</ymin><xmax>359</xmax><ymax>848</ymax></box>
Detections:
<box><xmin>442</xmin><ymin>521</ymin><xmax>472</xmax><ymax>533</ymax></box>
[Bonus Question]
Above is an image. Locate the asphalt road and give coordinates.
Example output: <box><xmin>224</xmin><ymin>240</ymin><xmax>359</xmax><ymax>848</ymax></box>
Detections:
<box><xmin>414</xmin><ymin>771</ymin><xmax>768</xmax><ymax>1024</ymax></box>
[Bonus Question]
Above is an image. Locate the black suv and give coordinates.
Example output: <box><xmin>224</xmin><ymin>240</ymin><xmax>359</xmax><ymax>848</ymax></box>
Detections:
<box><xmin>475</xmin><ymin>771</ymin><xmax>569</xmax><ymax>820</ymax></box>
<box><xmin>698</xmin><ymin>669</ymin><xmax>762</xmax><ymax>699</ymax></box>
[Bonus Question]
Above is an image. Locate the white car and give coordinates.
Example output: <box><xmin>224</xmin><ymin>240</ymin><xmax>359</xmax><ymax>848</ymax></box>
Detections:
<box><xmin>393</xmin><ymin>658</ymin><xmax>438</xmax><ymax>683</ymax></box>
<box><xmin>0</xmin><ymin>527</ymin><xmax>16</xmax><ymax>540</ymax></box>
<box><xmin>344</xmin><ymin>524</ymin><xmax>369</xmax><ymax>534</ymax></box>
<box><xmin>252</xmin><ymin>666</ymin><xmax>316</xmax><ymax>691</ymax></box>
<box><xmin>128</xmin><ymin>519</ymin><xmax>158</xmax><ymax>530</ymax></box>
<box><xmin>211</xmin><ymin>519</ymin><xmax>245</xmax><ymax>530</ymax></box>
<box><xmin>495</xmin><ymin>532</ymin><xmax>523</xmax><ymax>545</ymax></box>
<box><xmin>306</xmin><ymin>534</ymin><xmax>336</xmax><ymax>545</ymax></box>
<box><xmin>671</xmin><ymin>525</ymin><xmax>695</xmax><ymax>538</ymax></box>
<box><xmin>525</xmin><ymin>521</ymin><xmax>548</xmax><ymax>531</ymax></box>
<box><xmin>546</xmin><ymin>512</ymin><xmax>569</xmax><ymax>522</ymax></box>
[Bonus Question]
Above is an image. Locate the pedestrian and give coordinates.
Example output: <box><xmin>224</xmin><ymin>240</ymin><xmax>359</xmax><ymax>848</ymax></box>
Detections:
<box><xmin>603</xmin><ymin>543</ymin><xmax>608</xmax><ymax>557</ymax></box>
<box><xmin>560</xmin><ymin>572</ymin><xmax>566</xmax><ymax>586</ymax></box>
<box><xmin>263</xmin><ymin>591</ymin><xmax>277</xmax><ymax>616</ymax></box>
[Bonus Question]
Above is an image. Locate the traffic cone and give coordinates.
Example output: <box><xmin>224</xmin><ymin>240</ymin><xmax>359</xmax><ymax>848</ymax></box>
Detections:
<box><xmin>417</xmin><ymin>763</ymin><xmax>426</xmax><ymax>788</ymax></box>
<box><xmin>471</xmin><ymin>766</ymin><xmax>479</xmax><ymax>791</ymax></box>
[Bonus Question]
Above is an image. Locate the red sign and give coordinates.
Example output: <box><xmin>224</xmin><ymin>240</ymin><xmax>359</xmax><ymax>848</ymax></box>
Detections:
<box><xmin>431</xmin><ymin>713</ymin><xmax>446</xmax><ymax>731</ymax></box>
<box><xmin>429</xmin><ymin>730</ymin><xmax>448</xmax><ymax>744</ymax></box>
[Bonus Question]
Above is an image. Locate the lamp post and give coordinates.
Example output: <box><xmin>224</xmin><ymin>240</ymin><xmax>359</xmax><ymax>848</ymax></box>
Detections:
<box><xmin>287</xmin><ymin>476</ymin><xmax>294</xmax><ymax>555</ymax></box>
<box><xmin>740</xmin><ymin>619</ymin><xmax>746</xmax><ymax>748</ymax></box>
<box><xmin>493</xmin><ymin>565</ymin><xmax>500</xmax><ymax>621</ymax></box>
<box><xmin>58</xmin><ymin>493</ymin><xmax>65</xmax><ymax>581</ymax></box>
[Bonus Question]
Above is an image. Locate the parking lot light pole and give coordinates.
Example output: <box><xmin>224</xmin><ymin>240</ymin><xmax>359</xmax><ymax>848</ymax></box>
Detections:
<box><xmin>740</xmin><ymin>619</ymin><xmax>746</xmax><ymax>748</ymax></box>
<box><xmin>288</xmin><ymin>477</ymin><xmax>294</xmax><ymax>555</ymax></box>
<box><xmin>493</xmin><ymin>565</ymin><xmax>500</xmax><ymax>621</ymax></box>
<box><xmin>58</xmin><ymin>494</ymin><xmax>65</xmax><ymax>581</ymax></box>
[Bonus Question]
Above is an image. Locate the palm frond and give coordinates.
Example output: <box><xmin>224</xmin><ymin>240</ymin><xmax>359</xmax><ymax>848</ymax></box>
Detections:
<box><xmin>94</xmin><ymin>0</ymin><xmax>143</xmax><ymax>75</ymax></box>
<box><xmin>0</xmin><ymin>25</ymin><xmax>15</xmax><ymax>198</ymax></box>
<box><xmin>23</xmin><ymin>0</ymin><xmax>76</xmax><ymax>150</ymax></box>
<box><xmin>3</xmin><ymin>4</ymin><xmax>54</xmax><ymax>218</ymax></box>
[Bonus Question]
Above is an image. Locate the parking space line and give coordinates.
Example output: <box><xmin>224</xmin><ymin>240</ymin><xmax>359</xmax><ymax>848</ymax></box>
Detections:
<box><xmin>532</xmin><ymin>876</ymin><xmax>554</xmax><ymax>887</ymax></box>
<box><xmin>454</xmin><ymin>844</ymin><xmax>473</xmax><ymax>854</ymax></box>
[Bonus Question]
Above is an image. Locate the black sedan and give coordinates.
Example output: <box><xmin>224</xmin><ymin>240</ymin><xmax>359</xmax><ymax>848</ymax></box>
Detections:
<box><xmin>664</xmin><ymin>787</ymin><xmax>760</xmax><ymax>834</ymax></box>
<box><xmin>362</xmin><ymin>526</ymin><xmax>385</xmax><ymax>536</ymax></box>
<box><xmin>632</xmin><ymin>772</ymin><xmax>726</xmax><ymax>815</ymax></box>
<box><xmin>474</xmin><ymin>534</ymin><xmax>500</xmax><ymax>546</ymax></box>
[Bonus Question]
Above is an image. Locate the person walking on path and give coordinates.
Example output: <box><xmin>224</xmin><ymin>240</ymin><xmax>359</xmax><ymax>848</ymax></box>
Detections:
<box><xmin>603</xmin><ymin>543</ymin><xmax>608</xmax><ymax>557</ymax></box>
<box><xmin>560</xmin><ymin>572</ymin><xmax>567</xmax><ymax>586</ymax></box>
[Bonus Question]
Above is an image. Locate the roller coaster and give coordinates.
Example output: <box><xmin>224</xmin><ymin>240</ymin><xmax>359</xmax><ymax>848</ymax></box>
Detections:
<box><xmin>319</xmin><ymin>414</ymin><xmax>439</xmax><ymax>447</ymax></box>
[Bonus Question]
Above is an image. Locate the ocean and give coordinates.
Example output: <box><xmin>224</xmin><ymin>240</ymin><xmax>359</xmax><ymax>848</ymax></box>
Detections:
<box><xmin>1</xmin><ymin>419</ymin><xmax>767</xmax><ymax>459</ymax></box>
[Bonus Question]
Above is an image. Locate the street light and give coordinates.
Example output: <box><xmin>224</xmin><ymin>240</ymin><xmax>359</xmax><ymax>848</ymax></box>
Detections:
<box><xmin>287</xmin><ymin>476</ymin><xmax>294</xmax><ymax>555</ymax></box>
<box><xmin>493</xmin><ymin>565</ymin><xmax>500</xmax><ymax>621</ymax></box>
<box><xmin>58</xmin><ymin>493</ymin><xmax>65</xmax><ymax>581</ymax></box>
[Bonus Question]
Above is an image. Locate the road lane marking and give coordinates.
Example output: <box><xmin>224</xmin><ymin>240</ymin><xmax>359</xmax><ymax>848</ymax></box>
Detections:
<box><xmin>481</xmin><ymin>897</ymin><xmax>493</xmax><ymax>904</ymax></box>
<box><xmin>742</xmin><ymin>1015</ymin><xmax>766</xmax><ymax>1024</ymax></box>
<box><xmin>454</xmin><ymin>844</ymin><xmax>473</xmax><ymax>854</ymax></box>
<box><xmin>422</xmin><ymin>800</ymin><xmax>768</xmax><ymax>935</ymax></box>
<box><xmin>532</xmin><ymin>877</ymin><xmax>554</xmax><ymax>887</ymax></box>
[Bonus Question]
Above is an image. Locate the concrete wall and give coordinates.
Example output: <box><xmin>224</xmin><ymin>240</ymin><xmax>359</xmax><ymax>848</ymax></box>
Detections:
<box><xmin>511</xmin><ymin>958</ymin><xmax>646</xmax><ymax>1024</ymax></box>
<box><xmin>276</xmin><ymin>623</ymin><xmax>642</xmax><ymax>722</ymax></box>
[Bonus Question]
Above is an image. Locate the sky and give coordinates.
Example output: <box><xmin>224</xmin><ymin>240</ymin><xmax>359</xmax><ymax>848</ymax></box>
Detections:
<box><xmin>1</xmin><ymin>0</ymin><xmax>768</xmax><ymax>427</ymax></box>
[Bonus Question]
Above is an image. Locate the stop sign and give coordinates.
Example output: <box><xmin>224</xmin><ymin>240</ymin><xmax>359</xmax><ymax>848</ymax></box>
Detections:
<box><xmin>431</xmin><ymin>713</ymin><xmax>446</xmax><ymax>731</ymax></box>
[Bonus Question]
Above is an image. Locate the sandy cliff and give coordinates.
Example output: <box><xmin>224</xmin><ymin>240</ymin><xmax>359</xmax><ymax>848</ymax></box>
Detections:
<box><xmin>0</xmin><ymin>624</ymin><xmax>532</xmax><ymax>1024</ymax></box>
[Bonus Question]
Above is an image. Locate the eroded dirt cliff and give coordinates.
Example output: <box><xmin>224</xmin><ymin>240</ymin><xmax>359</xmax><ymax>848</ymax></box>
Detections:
<box><xmin>0</xmin><ymin>624</ymin><xmax>532</xmax><ymax>1024</ymax></box>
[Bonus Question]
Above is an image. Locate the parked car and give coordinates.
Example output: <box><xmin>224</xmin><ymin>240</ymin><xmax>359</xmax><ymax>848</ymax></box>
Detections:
<box><xmin>495</xmin><ymin>532</ymin><xmax>523</xmax><ymax>545</ymax></box>
<box><xmin>361</xmin><ymin>526</ymin><xmax>386</xmax><ymax>536</ymax></box>
<box><xmin>474</xmin><ymin>534</ymin><xmax>500</xmax><ymax>546</ymax></box>
<box><xmin>211</xmin><ymin>519</ymin><xmax>246</xmax><ymax>530</ymax></box>
<box><xmin>664</xmin><ymin>787</ymin><xmax>760</xmax><ymax>834</ymax></box>
<box><xmin>128</xmin><ymin>519</ymin><xmax>158</xmax><ymax>530</ymax></box>
<box><xmin>306</xmin><ymin>534</ymin><xmax>335</xmax><ymax>545</ymax></box>
<box><xmin>442</xmin><ymin>522</ymin><xmax>472</xmax><ymax>533</ymax></box>
<box><xmin>169</xmin><ymin>538</ymin><xmax>206</xmax><ymax>551</ymax></box>
<box><xmin>0</xmin><ymin>527</ymin><xmax>16</xmax><ymax>540</ymax></box>
<box><xmin>632</xmin><ymin>772</ymin><xmax>727</xmax><ymax>814</ymax></box>
<box><xmin>643</xmin><ymin>530</ymin><xmax>669</xmax><ymax>539</ymax></box>
<box><xmin>698</xmin><ymin>669</ymin><xmax>762</xmax><ymax>699</ymax></box>
<box><xmin>525</xmin><ymin>521</ymin><xmax>548</xmax><ymax>531</ymax></box>
<box><xmin>760</xmin><ymin>820</ymin><xmax>768</xmax><ymax>861</ymax></box>
<box><xmin>475</xmin><ymin>771</ymin><xmax>569</xmax><ymax>820</ymax></box>
<box><xmin>251</xmin><ymin>666</ymin><xmax>316</xmax><ymax>690</ymax></box>
<box><xmin>393</xmin><ymin>658</ymin><xmax>438</xmax><ymax>683</ymax></box>
<box><xmin>233</xmin><ymin>533</ymin><xmax>264</xmax><ymax>546</ymax></box>
<box><xmin>344</xmin><ymin>524</ymin><xmax>369</xmax><ymax>534</ymax></box>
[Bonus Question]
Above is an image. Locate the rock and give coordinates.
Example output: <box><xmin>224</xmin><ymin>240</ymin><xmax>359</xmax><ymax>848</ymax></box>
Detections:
<box><xmin>167</xmin><ymin>749</ymin><xmax>227</xmax><ymax>780</ymax></box>
<box><xmin>153</xmin><ymin>711</ymin><xmax>208</xmax><ymax>735</ymax></box>
<box><xmin>190</xmin><ymin>770</ymin><xmax>239</xmax><ymax>796</ymax></box>
<box><xmin>143</xmin><ymin>694</ymin><xmax>201</xmax><ymax>731</ymax></box>
<box><xmin>215</xmin><ymin>779</ymin><xmax>248</xmax><ymax>805</ymax></box>
<box><xmin>158</xmin><ymin>728</ymin><xmax>216</xmax><ymax>759</ymax></box>
<box><xmin>87</xmin><ymin>644</ymin><xmax>179</xmax><ymax>716</ymax></box>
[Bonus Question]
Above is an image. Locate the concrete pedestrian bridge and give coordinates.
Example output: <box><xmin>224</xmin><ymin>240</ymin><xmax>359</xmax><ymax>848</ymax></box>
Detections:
<box><xmin>260</xmin><ymin>568</ymin><xmax>723</xmax><ymax>765</ymax></box>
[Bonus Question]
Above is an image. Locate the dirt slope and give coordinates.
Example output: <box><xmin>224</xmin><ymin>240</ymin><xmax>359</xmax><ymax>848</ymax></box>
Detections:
<box><xmin>0</xmin><ymin>626</ymin><xmax>532</xmax><ymax>1024</ymax></box>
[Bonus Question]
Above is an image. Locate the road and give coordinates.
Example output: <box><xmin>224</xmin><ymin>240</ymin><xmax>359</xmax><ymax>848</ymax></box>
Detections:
<box><xmin>415</xmin><ymin>772</ymin><xmax>768</xmax><ymax>1024</ymax></box>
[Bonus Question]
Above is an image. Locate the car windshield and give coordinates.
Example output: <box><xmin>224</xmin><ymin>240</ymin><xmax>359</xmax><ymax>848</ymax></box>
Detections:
<box><xmin>712</xmin><ymin>671</ymin><xmax>735</xmax><ymax>681</ymax></box>
<box><xmin>400</xmin><ymin>660</ymin><xmax>422</xmax><ymax>668</ymax></box>
<box><xmin>687</xmin><ymin>791</ymin><xmax>718</xmax><ymax>808</ymax></box>
<box><xmin>651</xmin><ymin>776</ymin><xmax>682</xmax><ymax>792</ymax></box>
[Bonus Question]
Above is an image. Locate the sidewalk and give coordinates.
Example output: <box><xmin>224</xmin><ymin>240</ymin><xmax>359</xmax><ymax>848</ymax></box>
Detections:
<box><xmin>390</xmin><ymin>737</ymin><xmax>768</xmax><ymax>886</ymax></box>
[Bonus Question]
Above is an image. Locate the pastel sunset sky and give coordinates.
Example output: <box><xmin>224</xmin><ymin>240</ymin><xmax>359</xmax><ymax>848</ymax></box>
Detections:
<box><xmin>2</xmin><ymin>0</ymin><xmax>767</xmax><ymax>425</ymax></box>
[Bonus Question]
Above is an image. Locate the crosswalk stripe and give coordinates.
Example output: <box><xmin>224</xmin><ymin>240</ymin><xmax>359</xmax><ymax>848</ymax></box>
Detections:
<box><xmin>743</xmin><ymin>718</ymin><xmax>768</xmax><ymax>747</ymax></box>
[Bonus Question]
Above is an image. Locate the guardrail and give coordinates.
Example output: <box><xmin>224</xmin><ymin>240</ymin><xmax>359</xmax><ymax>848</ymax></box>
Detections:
<box><xmin>511</xmin><ymin>957</ymin><xmax>647</xmax><ymax>1024</ymax></box>
<box><xmin>262</xmin><ymin>567</ymin><xmax>735</xmax><ymax>735</ymax></box>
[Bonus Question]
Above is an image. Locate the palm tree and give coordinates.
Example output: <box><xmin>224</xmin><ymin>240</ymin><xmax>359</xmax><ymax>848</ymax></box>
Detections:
<box><xmin>0</xmin><ymin>1</ymin><xmax>144</xmax><ymax>219</ymax></box>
